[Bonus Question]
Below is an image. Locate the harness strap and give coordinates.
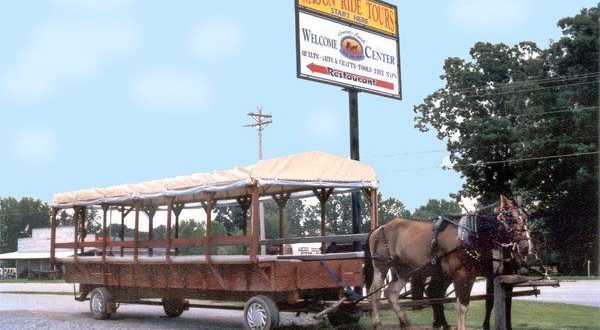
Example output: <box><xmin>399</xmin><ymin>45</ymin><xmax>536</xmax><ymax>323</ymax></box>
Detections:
<box><xmin>430</xmin><ymin>217</ymin><xmax>446</xmax><ymax>265</ymax></box>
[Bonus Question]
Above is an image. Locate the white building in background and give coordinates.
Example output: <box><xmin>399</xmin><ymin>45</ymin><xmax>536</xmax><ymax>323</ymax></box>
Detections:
<box><xmin>0</xmin><ymin>227</ymin><xmax>95</xmax><ymax>278</ymax></box>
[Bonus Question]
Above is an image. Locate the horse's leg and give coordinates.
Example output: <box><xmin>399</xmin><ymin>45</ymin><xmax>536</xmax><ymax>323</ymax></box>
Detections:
<box><xmin>428</xmin><ymin>276</ymin><xmax>452</xmax><ymax>330</ymax></box>
<box><xmin>385</xmin><ymin>271</ymin><xmax>411</xmax><ymax>329</ymax></box>
<box><xmin>369</xmin><ymin>264</ymin><xmax>388</xmax><ymax>330</ymax></box>
<box><xmin>453</xmin><ymin>272</ymin><xmax>476</xmax><ymax>330</ymax></box>
<box><xmin>483</xmin><ymin>276</ymin><xmax>493</xmax><ymax>330</ymax></box>
<box><xmin>411</xmin><ymin>271</ymin><xmax>425</xmax><ymax>300</ymax></box>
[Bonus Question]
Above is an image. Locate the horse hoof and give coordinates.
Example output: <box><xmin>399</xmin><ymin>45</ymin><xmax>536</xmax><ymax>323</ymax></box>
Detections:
<box><xmin>373</xmin><ymin>321</ymin><xmax>382</xmax><ymax>330</ymax></box>
<box><xmin>400</xmin><ymin>317</ymin><xmax>411</xmax><ymax>328</ymax></box>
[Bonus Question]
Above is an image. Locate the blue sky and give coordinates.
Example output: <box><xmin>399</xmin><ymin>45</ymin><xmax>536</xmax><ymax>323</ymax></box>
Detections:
<box><xmin>0</xmin><ymin>0</ymin><xmax>596</xmax><ymax>211</ymax></box>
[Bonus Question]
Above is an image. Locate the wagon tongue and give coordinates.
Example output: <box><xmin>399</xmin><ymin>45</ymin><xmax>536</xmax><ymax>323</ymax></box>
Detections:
<box><xmin>319</xmin><ymin>261</ymin><xmax>363</xmax><ymax>302</ymax></box>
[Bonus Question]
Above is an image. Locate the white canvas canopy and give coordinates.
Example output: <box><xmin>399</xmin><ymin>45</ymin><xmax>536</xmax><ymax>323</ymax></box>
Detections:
<box><xmin>51</xmin><ymin>151</ymin><xmax>378</xmax><ymax>208</ymax></box>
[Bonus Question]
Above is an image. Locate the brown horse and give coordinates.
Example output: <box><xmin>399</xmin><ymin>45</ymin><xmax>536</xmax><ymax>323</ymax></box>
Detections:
<box><xmin>426</xmin><ymin>196</ymin><xmax>537</xmax><ymax>330</ymax></box>
<box><xmin>363</xmin><ymin>195</ymin><xmax>527</xmax><ymax>330</ymax></box>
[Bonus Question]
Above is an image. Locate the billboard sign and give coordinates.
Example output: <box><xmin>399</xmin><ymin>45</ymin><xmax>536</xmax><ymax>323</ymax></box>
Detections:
<box><xmin>296</xmin><ymin>10</ymin><xmax>401</xmax><ymax>99</ymax></box>
<box><xmin>297</xmin><ymin>0</ymin><xmax>397</xmax><ymax>37</ymax></box>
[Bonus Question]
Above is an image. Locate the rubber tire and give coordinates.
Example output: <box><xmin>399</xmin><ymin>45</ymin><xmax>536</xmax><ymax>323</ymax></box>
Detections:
<box><xmin>243</xmin><ymin>295</ymin><xmax>280</xmax><ymax>330</ymax></box>
<box><xmin>163</xmin><ymin>298</ymin><xmax>188</xmax><ymax>318</ymax></box>
<box><xmin>89</xmin><ymin>287</ymin><xmax>112</xmax><ymax>320</ymax></box>
<box><xmin>327</xmin><ymin>304</ymin><xmax>362</xmax><ymax>328</ymax></box>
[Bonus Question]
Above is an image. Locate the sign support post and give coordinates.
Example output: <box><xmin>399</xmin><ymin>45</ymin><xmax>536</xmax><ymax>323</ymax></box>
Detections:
<box><xmin>348</xmin><ymin>88</ymin><xmax>363</xmax><ymax>296</ymax></box>
<box><xmin>347</xmin><ymin>88</ymin><xmax>362</xmax><ymax>250</ymax></box>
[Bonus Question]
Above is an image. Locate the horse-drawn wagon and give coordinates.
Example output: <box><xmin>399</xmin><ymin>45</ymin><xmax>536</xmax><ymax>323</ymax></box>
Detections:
<box><xmin>51</xmin><ymin>150</ymin><xmax>557</xmax><ymax>329</ymax></box>
<box><xmin>50</xmin><ymin>151</ymin><xmax>378</xmax><ymax>329</ymax></box>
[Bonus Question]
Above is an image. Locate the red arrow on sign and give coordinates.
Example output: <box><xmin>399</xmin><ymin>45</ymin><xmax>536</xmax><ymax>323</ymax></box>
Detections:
<box><xmin>307</xmin><ymin>62</ymin><xmax>328</xmax><ymax>75</ymax></box>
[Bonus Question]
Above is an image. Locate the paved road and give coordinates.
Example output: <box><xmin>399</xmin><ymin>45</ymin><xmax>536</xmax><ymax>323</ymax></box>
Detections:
<box><xmin>470</xmin><ymin>279</ymin><xmax>600</xmax><ymax>307</ymax></box>
<box><xmin>0</xmin><ymin>280</ymin><xmax>597</xmax><ymax>329</ymax></box>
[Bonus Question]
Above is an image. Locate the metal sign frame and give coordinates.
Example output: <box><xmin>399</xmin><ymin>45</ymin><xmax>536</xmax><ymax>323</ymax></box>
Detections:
<box><xmin>295</xmin><ymin>0</ymin><xmax>402</xmax><ymax>100</ymax></box>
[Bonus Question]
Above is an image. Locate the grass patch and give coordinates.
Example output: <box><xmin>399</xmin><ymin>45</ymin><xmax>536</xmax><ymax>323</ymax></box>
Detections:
<box><xmin>280</xmin><ymin>301</ymin><xmax>600</xmax><ymax>329</ymax></box>
<box><xmin>549</xmin><ymin>276</ymin><xmax>600</xmax><ymax>281</ymax></box>
<box><xmin>362</xmin><ymin>300</ymin><xmax>600</xmax><ymax>330</ymax></box>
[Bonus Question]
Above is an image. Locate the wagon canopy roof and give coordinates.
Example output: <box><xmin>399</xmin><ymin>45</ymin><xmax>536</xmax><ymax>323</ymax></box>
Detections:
<box><xmin>51</xmin><ymin>151</ymin><xmax>377</xmax><ymax>208</ymax></box>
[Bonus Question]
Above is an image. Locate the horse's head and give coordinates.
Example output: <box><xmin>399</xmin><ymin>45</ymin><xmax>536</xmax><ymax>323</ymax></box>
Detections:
<box><xmin>496</xmin><ymin>195</ymin><xmax>536</xmax><ymax>262</ymax></box>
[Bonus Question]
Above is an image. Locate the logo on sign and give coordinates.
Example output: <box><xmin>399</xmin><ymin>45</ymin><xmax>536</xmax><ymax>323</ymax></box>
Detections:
<box><xmin>340</xmin><ymin>36</ymin><xmax>364</xmax><ymax>61</ymax></box>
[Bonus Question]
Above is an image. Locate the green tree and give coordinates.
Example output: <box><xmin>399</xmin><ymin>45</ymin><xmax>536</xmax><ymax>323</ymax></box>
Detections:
<box><xmin>377</xmin><ymin>194</ymin><xmax>411</xmax><ymax>225</ymax></box>
<box><xmin>512</xmin><ymin>6</ymin><xmax>599</xmax><ymax>274</ymax></box>
<box><xmin>0</xmin><ymin>197</ymin><xmax>50</xmax><ymax>253</ymax></box>
<box><xmin>57</xmin><ymin>210</ymin><xmax>72</xmax><ymax>226</ymax></box>
<box><xmin>414</xmin><ymin>6</ymin><xmax>598</xmax><ymax>274</ymax></box>
<box><xmin>411</xmin><ymin>199</ymin><xmax>462</xmax><ymax>220</ymax></box>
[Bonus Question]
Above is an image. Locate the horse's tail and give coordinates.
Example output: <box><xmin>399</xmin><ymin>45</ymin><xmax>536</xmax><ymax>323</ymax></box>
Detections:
<box><xmin>363</xmin><ymin>227</ymin><xmax>376</xmax><ymax>290</ymax></box>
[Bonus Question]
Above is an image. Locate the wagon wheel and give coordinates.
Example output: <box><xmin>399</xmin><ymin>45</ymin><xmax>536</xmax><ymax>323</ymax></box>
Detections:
<box><xmin>243</xmin><ymin>295</ymin><xmax>280</xmax><ymax>330</ymax></box>
<box><xmin>163</xmin><ymin>297</ymin><xmax>189</xmax><ymax>318</ymax></box>
<box><xmin>327</xmin><ymin>303</ymin><xmax>362</xmax><ymax>327</ymax></box>
<box><xmin>89</xmin><ymin>287</ymin><xmax>112</xmax><ymax>320</ymax></box>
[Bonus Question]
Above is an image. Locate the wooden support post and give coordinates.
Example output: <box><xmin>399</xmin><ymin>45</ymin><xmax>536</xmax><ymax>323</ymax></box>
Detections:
<box><xmin>250</xmin><ymin>185</ymin><xmax>260</xmax><ymax>262</ymax></box>
<box><xmin>494</xmin><ymin>277</ymin><xmax>507</xmax><ymax>330</ymax></box>
<box><xmin>119</xmin><ymin>206</ymin><xmax>125</xmax><ymax>257</ymax></box>
<box><xmin>101</xmin><ymin>204</ymin><xmax>108</xmax><ymax>263</ymax></box>
<box><xmin>73</xmin><ymin>206</ymin><xmax>80</xmax><ymax>263</ymax></box>
<box><xmin>173</xmin><ymin>203</ymin><xmax>184</xmax><ymax>256</ymax></box>
<box><xmin>313</xmin><ymin>188</ymin><xmax>333</xmax><ymax>253</ymax></box>
<box><xmin>201</xmin><ymin>194</ymin><xmax>216</xmax><ymax>263</ymax></box>
<box><xmin>143</xmin><ymin>206</ymin><xmax>158</xmax><ymax>257</ymax></box>
<box><xmin>370</xmin><ymin>188</ymin><xmax>378</xmax><ymax>230</ymax></box>
<box><xmin>101</xmin><ymin>204</ymin><xmax>109</xmax><ymax>286</ymax></box>
<box><xmin>166</xmin><ymin>199</ymin><xmax>174</xmax><ymax>262</ymax></box>
<box><xmin>237</xmin><ymin>197</ymin><xmax>251</xmax><ymax>255</ymax></box>
<box><xmin>273</xmin><ymin>193</ymin><xmax>290</xmax><ymax>255</ymax></box>
<box><xmin>80</xmin><ymin>207</ymin><xmax>86</xmax><ymax>254</ymax></box>
<box><xmin>134</xmin><ymin>203</ymin><xmax>140</xmax><ymax>263</ymax></box>
<box><xmin>50</xmin><ymin>208</ymin><xmax>58</xmax><ymax>264</ymax></box>
<box><xmin>118</xmin><ymin>206</ymin><xmax>133</xmax><ymax>257</ymax></box>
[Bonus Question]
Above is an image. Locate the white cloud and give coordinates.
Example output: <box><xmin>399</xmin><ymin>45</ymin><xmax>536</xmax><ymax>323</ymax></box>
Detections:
<box><xmin>11</xmin><ymin>126</ymin><xmax>58</xmax><ymax>166</ymax></box>
<box><xmin>3</xmin><ymin>21</ymin><xmax>137</xmax><ymax>103</ymax></box>
<box><xmin>52</xmin><ymin>0</ymin><xmax>136</xmax><ymax>11</ymax></box>
<box><xmin>307</xmin><ymin>107</ymin><xmax>341</xmax><ymax>137</ymax></box>
<box><xmin>190</xmin><ymin>19</ymin><xmax>243</xmax><ymax>61</ymax></box>
<box><xmin>130</xmin><ymin>71</ymin><xmax>210</xmax><ymax>111</ymax></box>
<box><xmin>449</xmin><ymin>0</ymin><xmax>529</xmax><ymax>29</ymax></box>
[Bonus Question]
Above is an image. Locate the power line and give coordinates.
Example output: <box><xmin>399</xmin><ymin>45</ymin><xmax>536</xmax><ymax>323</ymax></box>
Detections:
<box><xmin>458</xmin><ymin>150</ymin><xmax>599</xmax><ymax>167</ymax></box>
<box><xmin>460</xmin><ymin>80</ymin><xmax>598</xmax><ymax>99</ymax></box>
<box><xmin>381</xmin><ymin>150</ymin><xmax>599</xmax><ymax>173</ymax></box>
<box><xmin>365</xmin><ymin>149</ymin><xmax>447</xmax><ymax>158</ymax></box>
<box><xmin>446</xmin><ymin>72</ymin><xmax>598</xmax><ymax>94</ymax></box>
<box><xmin>368</xmin><ymin>106</ymin><xmax>598</xmax><ymax>159</ymax></box>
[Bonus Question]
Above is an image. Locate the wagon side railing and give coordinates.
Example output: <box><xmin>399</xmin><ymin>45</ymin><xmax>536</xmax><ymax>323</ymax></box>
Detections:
<box><xmin>50</xmin><ymin>186</ymin><xmax>379</xmax><ymax>265</ymax></box>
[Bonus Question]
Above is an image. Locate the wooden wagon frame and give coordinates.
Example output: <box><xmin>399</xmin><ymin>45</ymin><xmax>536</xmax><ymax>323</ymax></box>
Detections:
<box><xmin>50</xmin><ymin>151</ymin><xmax>379</xmax><ymax>329</ymax></box>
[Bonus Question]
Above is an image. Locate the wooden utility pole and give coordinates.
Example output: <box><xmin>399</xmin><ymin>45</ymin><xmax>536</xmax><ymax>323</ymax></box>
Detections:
<box><xmin>245</xmin><ymin>106</ymin><xmax>272</xmax><ymax>255</ymax></box>
<box><xmin>244</xmin><ymin>106</ymin><xmax>272</xmax><ymax>160</ymax></box>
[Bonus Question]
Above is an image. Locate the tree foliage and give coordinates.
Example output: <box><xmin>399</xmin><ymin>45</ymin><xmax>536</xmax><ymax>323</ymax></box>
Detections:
<box><xmin>412</xmin><ymin>199</ymin><xmax>462</xmax><ymax>220</ymax></box>
<box><xmin>414</xmin><ymin>6</ymin><xmax>599</xmax><ymax>273</ymax></box>
<box><xmin>0</xmin><ymin>197</ymin><xmax>50</xmax><ymax>253</ymax></box>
